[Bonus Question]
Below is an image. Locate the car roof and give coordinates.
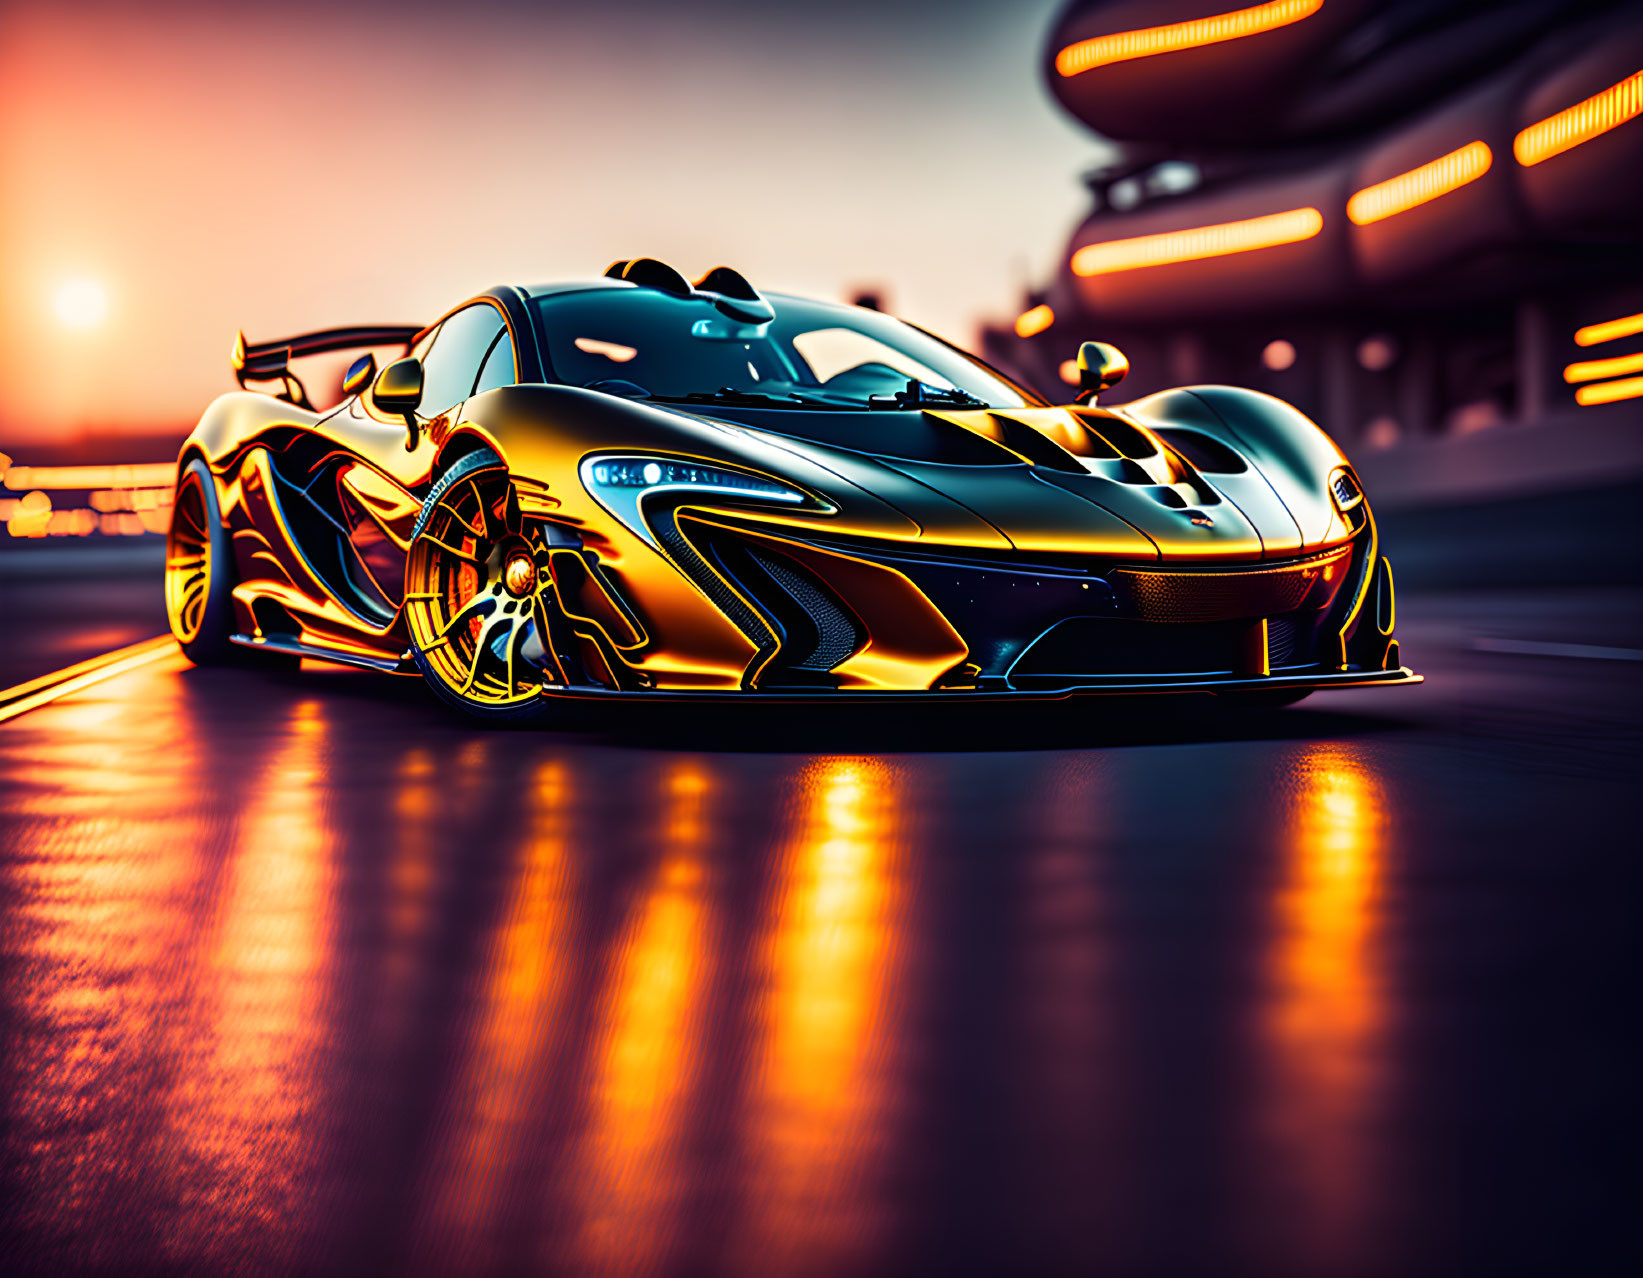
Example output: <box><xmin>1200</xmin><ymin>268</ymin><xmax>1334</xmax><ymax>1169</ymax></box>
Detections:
<box><xmin>513</xmin><ymin>279</ymin><xmax>853</xmax><ymax>315</ymax></box>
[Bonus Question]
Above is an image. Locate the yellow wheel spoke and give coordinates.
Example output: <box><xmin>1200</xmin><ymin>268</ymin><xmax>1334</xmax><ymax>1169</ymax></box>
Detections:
<box><xmin>435</xmin><ymin>594</ymin><xmax>495</xmax><ymax>642</ymax></box>
<box><xmin>435</xmin><ymin>499</ymin><xmax>486</xmax><ymax>539</ymax></box>
<box><xmin>409</xmin><ymin>469</ymin><xmax>546</xmax><ymax>711</ymax></box>
<box><xmin>418</xmin><ymin>531</ymin><xmax>485</xmax><ymax>563</ymax></box>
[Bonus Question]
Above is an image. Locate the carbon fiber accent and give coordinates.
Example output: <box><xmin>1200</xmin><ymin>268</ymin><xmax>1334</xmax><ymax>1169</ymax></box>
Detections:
<box><xmin>654</xmin><ymin>513</ymin><xmax>778</xmax><ymax>666</ymax></box>
<box><xmin>1267</xmin><ymin>616</ymin><xmax>1299</xmax><ymax>666</ymax></box>
<box><xmin>750</xmin><ymin>550</ymin><xmax>859</xmax><ymax>672</ymax></box>
<box><xmin>1111</xmin><ymin>547</ymin><xmax>1351</xmax><ymax>623</ymax></box>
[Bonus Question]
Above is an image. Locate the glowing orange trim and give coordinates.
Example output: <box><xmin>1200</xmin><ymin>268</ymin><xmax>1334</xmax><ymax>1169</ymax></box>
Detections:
<box><xmin>1575</xmin><ymin>312</ymin><xmax>1643</xmax><ymax>346</ymax></box>
<box><xmin>1513</xmin><ymin>70</ymin><xmax>1643</xmax><ymax>166</ymax></box>
<box><xmin>1071</xmin><ymin>207</ymin><xmax>1323</xmax><ymax>276</ymax></box>
<box><xmin>1346</xmin><ymin>141</ymin><xmax>1491</xmax><ymax>225</ymax></box>
<box><xmin>1055</xmin><ymin>0</ymin><xmax>1324</xmax><ymax>77</ymax></box>
<box><xmin>1014</xmin><ymin>304</ymin><xmax>1055</xmax><ymax>338</ymax></box>
<box><xmin>1564</xmin><ymin>350</ymin><xmax>1643</xmax><ymax>384</ymax></box>
<box><xmin>1575</xmin><ymin>375</ymin><xmax>1643</xmax><ymax>406</ymax></box>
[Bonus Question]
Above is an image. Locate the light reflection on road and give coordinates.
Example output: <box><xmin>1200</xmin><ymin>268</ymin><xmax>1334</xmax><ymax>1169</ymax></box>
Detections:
<box><xmin>1249</xmin><ymin>743</ymin><xmax>1391</xmax><ymax>1271</ymax></box>
<box><xmin>729</xmin><ymin>759</ymin><xmax>913</xmax><ymax>1276</ymax></box>
<box><xmin>418</xmin><ymin>758</ymin><xmax>576</xmax><ymax>1274</ymax></box>
<box><xmin>160</xmin><ymin>698</ymin><xmax>337</xmax><ymax>1271</ymax></box>
<box><xmin>0</xmin><ymin>667</ymin><xmax>208</xmax><ymax>1257</ymax></box>
<box><xmin>5</xmin><ymin>650</ymin><xmax>1608</xmax><ymax>1278</ymax></box>
<box><xmin>569</xmin><ymin>762</ymin><xmax>713</xmax><ymax>1276</ymax></box>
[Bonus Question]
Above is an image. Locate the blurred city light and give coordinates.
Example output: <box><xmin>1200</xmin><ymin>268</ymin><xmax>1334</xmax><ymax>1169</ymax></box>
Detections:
<box><xmin>1513</xmin><ymin>69</ymin><xmax>1643</xmax><ymax>166</ymax></box>
<box><xmin>3</xmin><ymin>462</ymin><xmax>175</xmax><ymax>489</ymax></box>
<box><xmin>1563</xmin><ymin>350</ymin><xmax>1643</xmax><ymax>383</ymax></box>
<box><xmin>1346</xmin><ymin>141</ymin><xmax>1491</xmax><ymax>226</ymax></box>
<box><xmin>1574</xmin><ymin>310</ymin><xmax>1643</xmax><ymax>346</ymax></box>
<box><xmin>1015</xmin><ymin>304</ymin><xmax>1055</xmax><ymax>338</ymax></box>
<box><xmin>1055</xmin><ymin>0</ymin><xmax>1323</xmax><ymax>78</ymax></box>
<box><xmin>1262</xmin><ymin>339</ymin><xmax>1298</xmax><ymax>371</ymax></box>
<box><xmin>1574</xmin><ymin>374</ymin><xmax>1643</xmax><ymax>406</ymax></box>
<box><xmin>1072</xmin><ymin>207</ymin><xmax>1323</xmax><ymax>276</ymax></box>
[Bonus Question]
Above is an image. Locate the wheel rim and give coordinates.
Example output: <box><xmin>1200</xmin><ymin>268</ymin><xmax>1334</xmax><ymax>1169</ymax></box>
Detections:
<box><xmin>165</xmin><ymin>469</ymin><xmax>212</xmax><ymax>644</ymax></box>
<box><xmin>405</xmin><ymin>465</ymin><xmax>547</xmax><ymax>709</ymax></box>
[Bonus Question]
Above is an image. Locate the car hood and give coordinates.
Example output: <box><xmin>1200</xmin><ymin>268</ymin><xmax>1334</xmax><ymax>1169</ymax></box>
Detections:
<box><xmin>693</xmin><ymin>402</ymin><xmax>1316</xmax><ymax>561</ymax></box>
<box><xmin>470</xmin><ymin>386</ymin><xmax>1331</xmax><ymax>561</ymax></box>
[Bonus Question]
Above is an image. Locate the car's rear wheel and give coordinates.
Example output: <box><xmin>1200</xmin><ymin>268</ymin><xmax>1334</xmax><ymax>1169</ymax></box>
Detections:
<box><xmin>166</xmin><ymin>458</ymin><xmax>237</xmax><ymax>665</ymax></box>
<box><xmin>167</xmin><ymin>457</ymin><xmax>301</xmax><ymax>670</ymax></box>
<box><xmin>404</xmin><ymin>449</ymin><xmax>556</xmax><ymax>724</ymax></box>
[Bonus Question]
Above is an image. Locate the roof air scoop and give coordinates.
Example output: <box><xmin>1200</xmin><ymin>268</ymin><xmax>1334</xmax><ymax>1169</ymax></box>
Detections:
<box><xmin>605</xmin><ymin>257</ymin><xmax>775</xmax><ymax>323</ymax></box>
<box><xmin>615</xmin><ymin>257</ymin><xmax>694</xmax><ymax>296</ymax></box>
<box><xmin>694</xmin><ymin>265</ymin><xmax>775</xmax><ymax>324</ymax></box>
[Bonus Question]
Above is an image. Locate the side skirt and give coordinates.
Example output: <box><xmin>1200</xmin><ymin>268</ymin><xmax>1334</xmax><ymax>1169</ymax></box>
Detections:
<box><xmin>229</xmin><ymin>633</ymin><xmax>413</xmax><ymax>674</ymax></box>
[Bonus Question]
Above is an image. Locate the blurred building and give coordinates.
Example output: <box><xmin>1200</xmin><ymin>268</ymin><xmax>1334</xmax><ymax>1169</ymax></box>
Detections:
<box><xmin>986</xmin><ymin>0</ymin><xmax>1643</xmax><ymax>458</ymax></box>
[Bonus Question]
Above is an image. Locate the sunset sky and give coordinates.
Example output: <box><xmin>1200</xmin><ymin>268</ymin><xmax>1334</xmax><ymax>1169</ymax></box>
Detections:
<box><xmin>0</xmin><ymin>0</ymin><xmax>1106</xmax><ymax>444</ymax></box>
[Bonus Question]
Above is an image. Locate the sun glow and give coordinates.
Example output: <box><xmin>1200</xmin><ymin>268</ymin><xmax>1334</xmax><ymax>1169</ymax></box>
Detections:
<box><xmin>52</xmin><ymin>278</ymin><xmax>108</xmax><ymax>330</ymax></box>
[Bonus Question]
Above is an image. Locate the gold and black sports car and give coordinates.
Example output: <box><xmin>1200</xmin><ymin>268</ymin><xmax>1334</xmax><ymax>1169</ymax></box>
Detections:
<box><xmin>166</xmin><ymin>258</ymin><xmax>1418</xmax><ymax>721</ymax></box>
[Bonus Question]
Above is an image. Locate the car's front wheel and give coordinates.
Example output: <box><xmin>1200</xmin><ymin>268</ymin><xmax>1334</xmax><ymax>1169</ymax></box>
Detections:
<box><xmin>404</xmin><ymin>449</ymin><xmax>557</xmax><ymax>724</ymax></box>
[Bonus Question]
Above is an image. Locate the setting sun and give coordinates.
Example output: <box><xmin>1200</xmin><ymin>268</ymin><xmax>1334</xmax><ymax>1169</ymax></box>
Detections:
<box><xmin>52</xmin><ymin>279</ymin><xmax>108</xmax><ymax>330</ymax></box>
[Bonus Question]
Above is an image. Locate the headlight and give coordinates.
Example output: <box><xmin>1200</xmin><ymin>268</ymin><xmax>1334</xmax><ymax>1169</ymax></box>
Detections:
<box><xmin>579</xmin><ymin>453</ymin><xmax>808</xmax><ymax>547</ymax></box>
<box><xmin>582</xmin><ymin>456</ymin><xmax>802</xmax><ymax>501</ymax></box>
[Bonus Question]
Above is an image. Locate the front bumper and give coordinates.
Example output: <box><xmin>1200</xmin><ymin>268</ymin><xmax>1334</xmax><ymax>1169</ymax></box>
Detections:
<box><xmin>656</xmin><ymin>513</ymin><xmax>1401</xmax><ymax>693</ymax></box>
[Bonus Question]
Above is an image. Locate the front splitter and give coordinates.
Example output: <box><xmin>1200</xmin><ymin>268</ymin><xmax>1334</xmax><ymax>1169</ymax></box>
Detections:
<box><xmin>532</xmin><ymin>665</ymin><xmax>1423</xmax><ymax>705</ymax></box>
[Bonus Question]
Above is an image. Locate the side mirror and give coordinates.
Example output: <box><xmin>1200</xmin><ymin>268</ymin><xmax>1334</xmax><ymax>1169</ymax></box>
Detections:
<box><xmin>342</xmin><ymin>352</ymin><xmax>377</xmax><ymax>397</ymax></box>
<box><xmin>1076</xmin><ymin>341</ymin><xmax>1128</xmax><ymax>403</ymax></box>
<box><xmin>373</xmin><ymin>357</ymin><xmax>423</xmax><ymax>449</ymax></box>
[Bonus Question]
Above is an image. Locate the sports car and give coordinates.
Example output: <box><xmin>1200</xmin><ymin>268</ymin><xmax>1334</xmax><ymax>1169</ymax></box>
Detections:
<box><xmin>165</xmin><ymin>257</ymin><xmax>1419</xmax><ymax>721</ymax></box>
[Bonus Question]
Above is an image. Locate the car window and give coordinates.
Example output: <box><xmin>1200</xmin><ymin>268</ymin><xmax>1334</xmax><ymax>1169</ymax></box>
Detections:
<box><xmin>471</xmin><ymin>326</ymin><xmax>516</xmax><ymax>397</ymax></box>
<box><xmin>419</xmin><ymin>303</ymin><xmax>505</xmax><ymax>416</ymax></box>
<box><xmin>531</xmin><ymin>289</ymin><xmax>1034</xmax><ymax>411</ymax></box>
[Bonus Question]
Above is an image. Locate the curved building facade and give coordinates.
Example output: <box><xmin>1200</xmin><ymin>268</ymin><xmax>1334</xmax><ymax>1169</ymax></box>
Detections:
<box><xmin>988</xmin><ymin>0</ymin><xmax>1643</xmax><ymax>449</ymax></box>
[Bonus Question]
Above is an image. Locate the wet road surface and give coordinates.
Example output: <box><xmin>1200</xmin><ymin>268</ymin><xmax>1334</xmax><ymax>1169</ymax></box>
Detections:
<box><xmin>1</xmin><ymin>583</ymin><xmax>1639</xmax><ymax>1277</ymax></box>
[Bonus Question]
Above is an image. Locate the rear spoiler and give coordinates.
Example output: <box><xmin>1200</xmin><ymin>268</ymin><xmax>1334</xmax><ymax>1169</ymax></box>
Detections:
<box><xmin>231</xmin><ymin>324</ymin><xmax>423</xmax><ymax>408</ymax></box>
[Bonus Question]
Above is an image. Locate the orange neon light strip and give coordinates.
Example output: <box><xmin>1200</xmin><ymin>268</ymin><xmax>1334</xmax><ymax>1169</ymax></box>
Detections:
<box><xmin>1015</xmin><ymin>304</ymin><xmax>1055</xmax><ymax>338</ymax></box>
<box><xmin>1564</xmin><ymin>350</ymin><xmax>1643</xmax><ymax>384</ymax></box>
<box><xmin>1575</xmin><ymin>312</ymin><xmax>1643</xmax><ymax>346</ymax></box>
<box><xmin>0</xmin><ymin>635</ymin><xmax>177</xmax><ymax>725</ymax></box>
<box><xmin>1071</xmin><ymin>207</ymin><xmax>1323</xmax><ymax>276</ymax></box>
<box><xmin>1346</xmin><ymin>141</ymin><xmax>1491</xmax><ymax>225</ymax></box>
<box><xmin>1575</xmin><ymin>374</ymin><xmax>1643</xmax><ymax>407</ymax></box>
<box><xmin>2</xmin><ymin>462</ymin><xmax>176</xmax><ymax>491</ymax></box>
<box><xmin>1513</xmin><ymin>70</ymin><xmax>1643</xmax><ymax>166</ymax></box>
<box><xmin>1055</xmin><ymin>0</ymin><xmax>1324</xmax><ymax>77</ymax></box>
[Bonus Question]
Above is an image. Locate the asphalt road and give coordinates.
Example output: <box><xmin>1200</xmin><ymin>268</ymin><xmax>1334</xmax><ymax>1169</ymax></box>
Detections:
<box><xmin>1</xmin><ymin>570</ymin><xmax>1639</xmax><ymax>1277</ymax></box>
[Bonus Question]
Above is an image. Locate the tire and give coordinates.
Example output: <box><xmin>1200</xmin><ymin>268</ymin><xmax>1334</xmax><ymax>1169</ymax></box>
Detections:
<box><xmin>404</xmin><ymin>449</ymin><xmax>556</xmax><ymax>725</ymax></box>
<box><xmin>165</xmin><ymin>457</ymin><xmax>238</xmax><ymax>665</ymax></box>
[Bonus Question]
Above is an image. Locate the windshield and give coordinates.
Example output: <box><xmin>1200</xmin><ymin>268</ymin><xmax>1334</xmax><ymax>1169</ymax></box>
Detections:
<box><xmin>531</xmin><ymin>288</ymin><xmax>1037</xmax><ymax>411</ymax></box>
